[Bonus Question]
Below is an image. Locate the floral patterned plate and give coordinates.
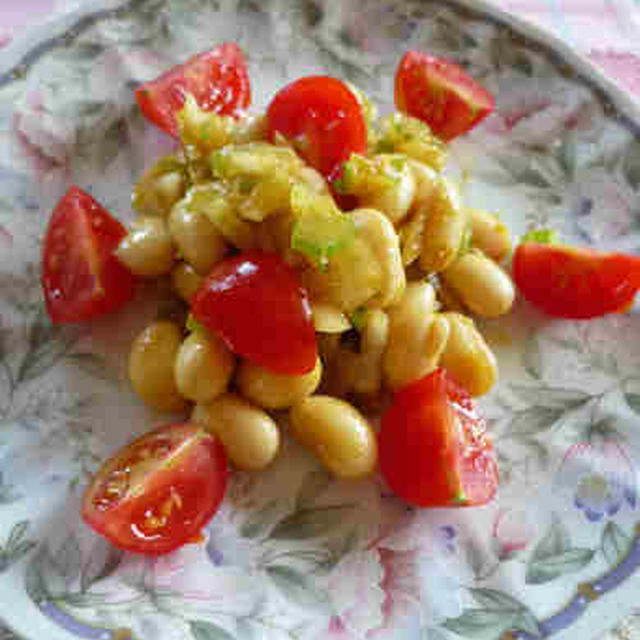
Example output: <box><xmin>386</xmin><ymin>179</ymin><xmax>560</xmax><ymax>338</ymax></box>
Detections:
<box><xmin>1</xmin><ymin>0</ymin><xmax>640</xmax><ymax>639</ymax></box>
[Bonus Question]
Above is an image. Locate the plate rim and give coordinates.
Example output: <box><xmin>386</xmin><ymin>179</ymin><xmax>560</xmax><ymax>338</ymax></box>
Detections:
<box><xmin>456</xmin><ymin>0</ymin><xmax>640</xmax><ymax>126</ymax></box>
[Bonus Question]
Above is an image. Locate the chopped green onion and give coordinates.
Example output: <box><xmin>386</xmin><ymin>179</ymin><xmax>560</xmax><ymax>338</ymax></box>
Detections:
<box><xmin>520</xmin><ymin>228</ymin><xmax>559</xmax><ymax>245</ymax></box>
<box><xmin>186</xmin><ymin>313</ymin><xmax>208</xmax><ymax>335</ymax></box>
<box><xmin>290</xmin><ymin>184</ymin><xmax>356</xmax><ymax>269</ymax></box>
<box><xmin>349</xmin><ymin>307</ymin><xmax>368</xmax><ymax>331</ymax></box>
<box><xmin>375</xmin><ymin>113</ymin><xmax>447</xmax><ymax>171</ymax></box>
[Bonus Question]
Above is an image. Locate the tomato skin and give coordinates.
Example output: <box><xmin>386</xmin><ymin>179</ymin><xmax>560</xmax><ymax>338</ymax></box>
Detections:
<box><xmin>379</xmin><ymin>368</ymin><xmax>498</xmax><ymax>508</ymax></box>
<box><xmin>41</xmin><ymin>187</ymin><xmax>137</xmax><ymax>324</ymax></box>
<box><xmin>82</xmin><ymin>422</ymin><xmax>228</xmax><ymax>555</ymax></box>
<box><xmin>135</xmin><ymin>43</ymin><xmax>251</xmax><ymax>138</ymax></box>
<box><xmin>191</xmin><ymin>251</ymin><xmax>317</xmax><ymax>375</ymax></box>
<box><xmin>394</xmin><ymin>51</ymin><xmax>495</xmax><ymax>141</ymax></box>
<box><xmin>513</xmin><ymin>243</ymin><xmax>640</xmax><ymax>319</ymax></box>
<box><xmin>265</xmin><ymin>76</ymin><xmax>367</xmax><ymax>180</ymax></box>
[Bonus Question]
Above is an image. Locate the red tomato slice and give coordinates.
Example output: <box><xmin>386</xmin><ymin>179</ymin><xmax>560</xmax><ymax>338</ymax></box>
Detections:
<box><xmin>191</xmin><ymin>251</ymin><xmax>317</xmax><ymax>374</ymax></box>
<box><xmin>135</xmin><ymin>43</ymin><xmax>251</xmax><ymax>138</ymax></box>
<box><xmin>265</xmin><ymin>76</ymin><xmax>367</xmax><ymax>180</ymax></box>
<box><xmin>394</xmin><ymin>51</ymin><xmax>495</xmax><ymax>141</ymax></box>
<box><xmin>41</xmin><ymin>186</ymin><xmax>136</xmax><ymax>324</ymax></box>
<box><xmin>82</xmin><ymin>422</ymin><xmax>228</xmax><ymax>555</ymax></box>
<box><xmin>513</xmin><ymin>243</ymin><xmax>640</xmax><ymax>319</ymax></box>
<box><xmin>379</xmin><ymin>368</ymin><xmax>498</xmax><ymax>508</ymax></box>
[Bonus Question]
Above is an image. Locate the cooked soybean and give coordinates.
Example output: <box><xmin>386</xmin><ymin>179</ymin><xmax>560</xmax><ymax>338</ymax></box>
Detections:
<box><xmin>128</xmin><ymin>321</ymin><xmax>186</xmax><ymax>412</ymax></box>
<box><xmin>168</xmin><ymin>200</ymin><xmax>226</xmax><ymax>275</ymax></box>
<box><xmin>468</xmin><ymin>208</ymin><xmax>512</xmax><ymax>262</ymax></box>
<box><xmin>442</xmin><ymin>250</ymin><xmax>515</xmax><ymax>318</ymax></box>
<box><xmin>337</xmin><ymin>309</ymin><xmax>389</xmax><ymax>395</ymax></box>
<box><xmin>170</xmin><ymin>262</ymin><xmax>204</xmax><ymax>302</ymax></box>
<box><xmin>310</xmin><ymin>302</ymin><xmax>352</xmax><ymax>334</ymax></box>
<box><xmin>439</xmin><ymin>312</ymin><xmax>498</xmax><ymax>397</ymax></box>
<box><xmin>383</xmin><ymin>282</ymin><xmax>449</xmax><ymax>389</ymax></box>
<box><xmin>289</xmin><ymin>396</ymin><xmax>378</xmax><ymax>479</ymax></box>
<box><xmin>116</xmin><ymin>217</ymin><xmax>174</xmax><ymax>277</ymax></box>
<box><xmin>419</xmin><ymin>179</ymin><xmax>468</xmax><ymax>273</ymax></box>
<box><xmin>174</xmin><ymin>332</ymin><xmax>235</xmax><ymax>404</ymax></box>
<box><xmin>192</xmin><ymin>394</ymin><xmax>279</xmax><ymax>471</ymax></box>
<box><xmin>237</xmin><ymin>356</ymin><xmax>322</xmax><ymax>410</ymax></box>
<box><xmin>352</xmin><ymin>208</ymin><xmax>406</xmax><ymax>308</ymax></box>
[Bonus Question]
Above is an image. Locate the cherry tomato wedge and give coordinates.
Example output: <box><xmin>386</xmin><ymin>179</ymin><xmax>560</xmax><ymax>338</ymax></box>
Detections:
<box><xmin>135</xmin><ymin>43</ymin><xmax>251</xmax><ymax>138</ymax></box>
<box><xmin>41</xmin><ymin>186</ymin><xmax>136</xmax><ymax>324</ymax></box>
<box><xmin>265</xmin><ymin>75</ymin><xmax>367</xmax><ymax>180</ymax></box>
<box><xmin>513</xmin><ymin>243</ymin><xmax>640</xmax><ymax>319</ymax></box>
<box><xmin>191</xmin><ymin>251</ymin><xmax>317</xmax><ymax>375</ymax></box>
<box><xmin>82</xmin><ymin>422</ymin><xmax>228</xmax><ymax>555</ymax></box>
<box><xmin>394</xmin><ymin>51</ymin><xmax>495</xmax><ymax>141</ymax></box>
<box><xmin>379</xmin><ymin>368</ymin><xmax>498</xmax><ymax>508</ymax></box>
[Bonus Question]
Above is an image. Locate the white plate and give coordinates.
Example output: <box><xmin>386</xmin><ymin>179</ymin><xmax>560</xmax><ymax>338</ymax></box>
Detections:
<box><xmin>1</xmin><ymin>1</ymin><xmax>640</xmax><ymax>639</ymax></box>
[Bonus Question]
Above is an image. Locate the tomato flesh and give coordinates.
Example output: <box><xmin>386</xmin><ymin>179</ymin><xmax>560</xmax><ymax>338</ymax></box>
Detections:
<box><xmin>379</xmin><ymin>368</ymin><xmax>498</xmax><ymax>507</ymax></box>
<box><xmin>394</xmin><ymin>51</ymin><xmax>495</xmax><ymax>141</ymax></box>
<box><xmin>191</xmin><ymin>251</ymin><xmax>317</xmax><ymax>375</ymax></box>
<box><xmin>265</xmin><ymin>75</ymin><xmax>367</xmax><ymax>180</ymax></box>
<box><xmin>513</xmin><ymin>243</ymin><xmax>640</xmax><ymax>319</ymax></box>
<box><xmin>41</xmin><ymin>186</ymin><xmax>136</xmax><ymax>324</ymax></box>
<box><xmin>82</xmin><ymin>422</ymin><xmax>228</xmax><ymax>555</ymax></box>
<box><xmin>135</xmin><ymin>43</ymin><xmax>251</xmax><ymax>138</ymax></box>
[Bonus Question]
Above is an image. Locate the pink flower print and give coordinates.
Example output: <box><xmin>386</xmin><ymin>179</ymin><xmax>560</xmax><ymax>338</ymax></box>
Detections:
<box><xmin>490</xmin><ymin>98</ymin><xmax>552</xmax><ymax>136</ymax></box>
<box><xmin>569</xmin><ymin>169</ymin><xmax>637</xmax><ymax>244</ymax></box>
<box><xmin>588</xmin><ymin>51</ymin><xmax>640</xmax><ymax>98</ymax></box>
<box><xmin>325</xmin><ymin>549</ymin><xmax>385</xmax><ymax>638</ymax></box>
<box><xmin>487</xmin><ymin>77</ymin><xmax>592</xmax><ymax>145</ymax></box>
<box><xmin>370</xmin><ymin>544</ymin><xmax>464</xmax><ymax>635</ymax></box>
<box><xmin>12</xmin><ymin>91</ymin><xmax>71</xmax><ymax>182</ymax></box>
<box><xmin>556</xmin><ymin>440</ymin><xmax>637</xmax><ymax>522</ymax></box>
<box><xmin>321</xmin><ymin>525</ymin><xmax>466</xmax><ymax>638</ymax></box>
<box><xmin>149</xmin><ymin>541</ymin><xmax>262</xmax><ymax>620</ymax></box>
<box><xmin>325</xmin><ymin>616</ymin><xmax>350</xmax><ymax>639</ymax></box>
<box><xmin>491</xmin><ymin>508</ymin><xmax>536</xmax><ymax>560</ymax></box>
<box><xmin>366</xmin><ymin>548</ymin><xmax>422</xmax><ymax>638</ymax></box>
<box><xmin>0</xmin><ymin>224</ymin><xmax>12</xmax><ymax>249</ymax></box>
<box><xmin>378</xmin><ymin>549</ymin><xmax>421</xmax><ymax>622</ymax></box>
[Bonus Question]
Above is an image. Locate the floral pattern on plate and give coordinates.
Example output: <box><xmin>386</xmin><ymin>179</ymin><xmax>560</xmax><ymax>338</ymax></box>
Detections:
<box><xmin>0</xmin><ymin>0</ymin><xmax>639</xmax><ymax>639</ymax></box>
